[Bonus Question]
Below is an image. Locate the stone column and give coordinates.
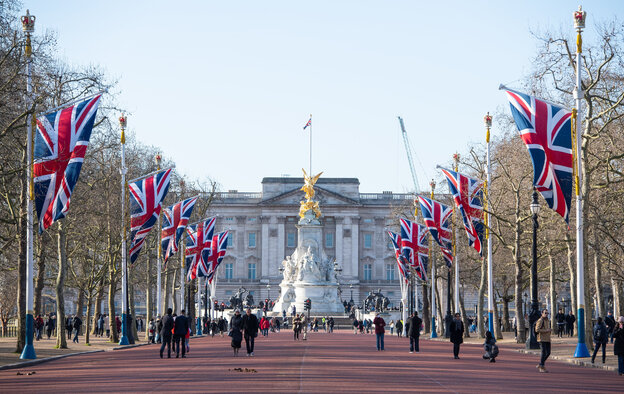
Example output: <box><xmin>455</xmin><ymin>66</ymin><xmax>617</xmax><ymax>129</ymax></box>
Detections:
<box><xmin>335</xmin><ymin>217</ymin><xmax>344</xmax><ymax>275</ymax></box>
<box><xmin>261</xmin><ymin>216</ymin><xmax>269</xmax><ymax>279</ymax></box>
<box><xmin>277</xmin><ymin>217</ymin><xmax>286</xmax><ymax>274</ymax></box>
<box><xmin>351</xmin><ymin>217</ymin><xmax>360</xmax><ymax>281</ymax></box>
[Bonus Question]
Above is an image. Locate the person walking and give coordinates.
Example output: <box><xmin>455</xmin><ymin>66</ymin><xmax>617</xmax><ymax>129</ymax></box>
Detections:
<box><xmin>396</xmin><ymin>319</ymin><xmax>403</xmax><ymax>338</ymax></box>
<box><xmin>373</xmin><ymin>313</ymin><xmax>386</xmax><ymax>351</ymax></box>
<box><xmin>148</xmin><ymin>318</ymin><xmax>155</xmax><ymax>343</ymax></box>
<box><xmin>565</xmin><ymin>311</ymin><xmax>575</xmax><ymax>337</ymax></box>
<box><xmin>241</xmin><ymin>308</ymin><xmax>259</xmax><ymax>356</ymax></box>
<box><xmin>613</xmin><ymin>316</ymin><xmax>624</xmax><ymax>376</ymax></box>
<box><xmin>159</xmin><ymin>308</ymin><xmax>174</xmax><ymax>358</ymax></box>
<box><xmin>293</xmin><ymin>314</ymin><xmax>302</xmax><ymax>340</ymax></box>
<box><xmin>46</xmin><ymin>313</ymin><xmax>54</xmax><ymax>339</ymax></box>
<box><xmin>450</xmin><ymin>313</ymin><xmax>464</xmax><ymax>359</ymax></box>
<box><xmin>591</xmin><ymin>316</ymin><xmax>608</xmax><ymax>364</ymax></box>
<box><xmin>352</xmin><ymin>318</ymin><xmax>359</xmax><ymax>334</ymax></box>
<box><xmin>482</xmin><ymin>330</ymin><xmax>499</xmax><ymax>363</ymax></box>
<box><xmin>72</xmin><ymin>315</ymin><xmax>82</xmax><ymax>344</ymax></box>
<box><xmin>405</xmin><ymin>312</ymin><xmax>422</xmax><ymax>353</ymax></box>
<box><xmin>554</xmin><ymin>308</ymin><xmax>566</xmax><ymax>338</ymax></box>
<box><xmin>66</xmin><ymin>315</ymin><xmax>73</xmax><ymax>339</ymax></box>
<box><xmin>35</xmin><ymin>315</ymin><xmax>43</xmax><ymax>341</ymax></box>
<box><xmin>229</xmin><ymin>310</ymin><xmax>243</xmax><ymax>356</ymax></box>
<box><xmin>389</xmin><ymin>320</ymin><xmax>395</xmax><ymax>335</ymax></box>
<box><xmin>173</xmin><ymin>310</ymin><xmax>189</xmax><ymax>358</ymax></box>
<box><xmin>535</xmin><ymin>309</ymin><xmax>552</xmax><ymax>373</ymax></box>
<box><xmin>605</xmin><ymin>311</ymin><xmax>616</xmax><ymax>344</ymax></box>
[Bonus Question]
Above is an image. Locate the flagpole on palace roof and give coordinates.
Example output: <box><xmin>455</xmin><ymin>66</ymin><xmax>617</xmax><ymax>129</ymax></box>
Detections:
<box><xmin>484</xmin><ymin>113</ymin><xmax>495</xmax><ymax>335</ymax></box>
<box><xmin>20</xmin><ymin>9</ymin><xmax>37</xmax><ymax>360</ymax></box>
<box><xmin>572</xmin><ymin>6</ymin><xmax>590</xmax><ymax>358</ymax></box>
<box><xmin>309</xmin><ymin>114</ymin><xmax>312</xmax><ymax>174</ymax></box>
<box><xmin>118</xmin><ymin>114</ymin><xmax>130</xmax><ymax>346</ymax></box>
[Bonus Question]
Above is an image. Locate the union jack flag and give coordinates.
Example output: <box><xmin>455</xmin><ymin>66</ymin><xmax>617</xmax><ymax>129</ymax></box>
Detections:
<box><xmin>303</xmin><ymin>117</ymin><xmax>311</xmax><ymax>130</ymax></box>
<box><xmin>417</xmin><ymin>196</ymin><xmax>453</xmax><ymax>267</ymax></box>
<box><xmin>161</xmin><ymin>196</ymin><xmax>198</xmax><ymax>266</ymax></box>
<box><xmin>387</xmin><ymin>231</ymin><xmax>409</xmax><ymax>284</ymax></box>
<box><xmin>502</xmin><ymin>86</ymin><xmax>573</xmax><ymax>223</ymax></box>
<box><xmin>185</xmin><ymin>217</ymin><xmax>216</xmax><ymax>281</ymax></box>
<box><xmin>34</xmin><ymin>94</ymin><xmax>102</xmax><ymax>232</ymax></box>
<box><xmin>128</xmin><ymin>169</ymin><xmax>171</xmax><ymax>264</ymax></box>
<box><xmin>202</xmin><ymin>231</ymin><xmax>229</xmax><ymax>284</ymax></box>
<box><xmin>439</xmin><ymin>167</ymin><xmax>484</xmax><ymax>255</ymax></box>
<box><xmin>399</xmin><ymin>218</ymin><xmax>429</xmax><ymax>281</ymax></box>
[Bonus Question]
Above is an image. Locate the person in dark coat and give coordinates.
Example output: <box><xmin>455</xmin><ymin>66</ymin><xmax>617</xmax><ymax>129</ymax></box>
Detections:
<box><xmin>241</xmin><ymin>308</ymin><xmax>259</xmax><ymax>356</ymax></box>
<box><xmin>405</xmin><ymin>312</ymin><xmax>423</xmax><ymax>353</ymax></box>
<box><xmin>159</xmin><ymin>308</ymin><xmax>174</xmax><ymax>359</ymax></box>
<box><xmin>591</xmin><ymin>316</ymin><xmax>609</xmax><ymax>364</ymax></box>
<box><xmin>554</xmin><ymin>309</ymin><xmax>566</xmax><ymax>338</ymax></box>
<box><xmin>482</xmin><ymin>330</ymin><xmax>499</xmax><ymax>362</ymax></box>
<box><xmin>565</xmin><ymin>311</ymin><xmax>575</xmax><ymax>337</ymax></box>
<box><xmin>229</xmin><ymin>310</ymin><xmax>243</xmax><ymax>356</ymax></box>
<box><xmin>173</xmin><ymin>310</ymin><xmax>189</xmax><ymax>358</ymax></box>
<box><xmin>395</xmin><ymin>319</ymin><xmax>403</xmax><ymax>337</ymax></box>
<box><xmin>373</xmin><ymin>313</ymin><xmax>386</xmax><ymax>351</ymax></box>
<box><xmin>613</xmin><ymin>316</ymin><xmax>624</xmax><ymax>375</ymax></box>
<box><xmin>605</xmin><ymin>311</ymin><xmax>616</xmax><ymax>344</ymax></box>
<box><xmin>72</xmin><ymin>315</ymin><xmax>82</xmax><ymax>343</ymax></box>
<box><xmin>450</xmin><ymin>313</ymin><xmax>465</xmax><ymax>359</ymax></box>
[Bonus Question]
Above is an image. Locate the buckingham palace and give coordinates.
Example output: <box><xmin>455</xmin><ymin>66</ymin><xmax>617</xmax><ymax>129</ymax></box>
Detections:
<box><xmin>205</xmin><ymin>176</ymin><xmax>413</xmax><ymax>309</ymax></box>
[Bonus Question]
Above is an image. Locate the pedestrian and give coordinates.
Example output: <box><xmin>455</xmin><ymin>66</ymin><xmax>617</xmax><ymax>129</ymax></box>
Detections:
<box><xmin>358</xmin><ymin>319</ymin><xmax>364</xmax><ymax>334</ymax></box>
<box><xmin>159</xmin><ymin>308</ymin><xmax>174</xmax><ymax>359</ymax></box>
<box><xmin>66</xmin><ymin>315</ymin><xmax>73</xmax><ymax>339</ymax></box>
<box><xmin>156</xmin><ymin>317</ymin><xmax>162</xmax><ymax>343</ymax></box>
<box><xmin>148</xmin><ymin>318</ymin><xmax>155</xmax><ymax>343</ymax></box>
<box><xmin>554</xmin><ymin>308</ymin><xmax>566</xmax><ymax>338</ymax></box>
<box><xmin>293</xmin><ymin>314</ymin><xmax>302</xmax><ymax>340</ymax></box>
<box><xmin>565</xmin><ymin>311</ymin><xmax>575</xmax><ymax>337</ymax></box>
<box><xmin>35</xmin><ymin>315</ymin><xmax>43</xmax><ymax>341</ymax></box>
<box><xmin>115</xmin><ymin>316</ymin><xmax>121</xmax><ymax>334</ymax></box>
<box><xmin>172</xmin><ymin>310</ymin><xmax>189</xmax><ymax>358</ymax></box>
<box><xmin>302</xmin><ymin>314</ymin><xmax>308</xmax><ymax>340</ymax></box>
<box><xmin>613</xmin><ymin>316</ymin><xmax>624</xmax><ymax>376</ymax></box>
<box><xmin>389</xmin><ymin>320</ymin><xmax>395</xmax><ymax>335</ymax></box>
<box><xmin>185</xmin><ymin>326</ymin><xmax>191</xmax><ymax>354</ymax></box>
<box><xmin>229</xmin><ymin>310</ymin><xmax>243</xmax><ymax>356</ymax></box>
<box><xmin>241</xmin><ymin>308</ymin><xmax>259</xmax><ymax>356</ymax></box>
<box><xmin>72</xmin><ymin>315</ymin><xmax>82</xmax><ymax>343</ymax></box>
<box><xmin>482</xmin><ymin>330</ymin><xmax>499</xmax><ymax>363</ymax></box>
<box><xmin>46</xmin><ymin>313</ymin><xmax>54</xmax><ymax>339</ymax></box>
<box><xmin>352</xmin><ymin>318</ymin><xmax>359</xmax><ymax>334</ymax></box>
<box><xmin>396</xmin><ymin>319</ymin><xmax>403</xmax><ymax>337</ymax></box>
<box><xmin>605</xmin><ymin>311</ymin><xmax>616</xmax><ymax>344</ymax></box>
<box><xmin>259</xmin><ymin>317</ymin><xmax>268</xmax><ymax>336</ymax></box>
<box><xmin>535</xmin><ymin>309</ymin><xmax>551</xmax><ymax>373</ymax></box>
<box><xmin>450</xmin><ymin>313</ymin><xmax>464</xmax><ymax>359</ymax></box>
<box><xmin>104</xmin><ymin>314</ymin><xmax>110</xmax><ymax>338</ymax></box>
<box><xmin>405</xmin><ymin>312</ymin><xmax>423</xmax><ymax>353</ymax></box>
<box><xmin>591</xmin><ymin>316</ymin><xmax>608</xmax><ymax>364</ymax></box>
<box><xmin>373</xmin><ymin>312</ymin><xmax>386</xmax><ymax>351</ymax></box>
<box><xmin>329</xmin><ymin>317</ymin><xmax>334</xmax><ymax>333</ymax></box>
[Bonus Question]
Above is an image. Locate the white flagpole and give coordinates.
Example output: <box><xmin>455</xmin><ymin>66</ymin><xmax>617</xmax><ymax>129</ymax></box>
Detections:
<box><xmin>118</xmin><ymin>114</ymin><xmax>129</xmax><ymax>346</ymax></box>
<box><xmin>155</xmin><ymin>154</ymin><xmax>163</xmax><ymax>318</ymax></box>
<box><xmin>573</xmin><ymin>6</ymin><xmax>590</xmax><ymax>358</ymax></box>
<box><xmin>453</xmin><ymin>154</ymin><xmax>460</xmax><ymax>314</ymax></box>
<box><xmin>180</xmin><ymin>236</ymin><xmax>185</xmax><ymax>313</ymax></box>
<box><xmin>20</xmin><ymin>10</ymin><xmax>36</xmax><ymax>360</ymax></box>
<box><xmin>429</xmin><ymin>181</ymin><xmax>438</xmax><ymax>338</ymax></box>
<box><xmin>309</xmin><ymin>114</ymin><xmax>312</xmax><ymax>174</ymax></box>
<box><xmin>485</xmin><ymin>113</ymin><xmax>494</xmax><ymax>334</ymax></box>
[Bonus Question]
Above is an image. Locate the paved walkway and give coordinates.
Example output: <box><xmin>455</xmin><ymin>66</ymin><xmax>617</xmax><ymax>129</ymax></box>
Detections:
<box><xmin>0</xmin><ymin>331</ymin><xmax>621</xmax><ymax>393</ymax></box>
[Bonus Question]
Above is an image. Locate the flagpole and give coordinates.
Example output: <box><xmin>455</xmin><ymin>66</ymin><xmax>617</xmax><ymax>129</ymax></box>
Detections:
<box><xmin>20</xmin><ymin>9</ymin><xmax>36</xmax><ymax>360</ymax></box>
<box><xmin>309</xmin><ymin>114</ymin><xmax>312</xmax><ymax>174</ymax></box>
<box><xmin>118</xmin><ymin>114</ymin><xmax>129</xmax><ymax>346</ymax></box>
<box><xmin>196</xmin><ymin>277</ymin><xmax>202</xmax><ymax>335</ymax></box>
<box><xmin>485</xmin><ymin>113</ymin><xmax>495</xmax><ymax>334</ymax></box>
<box><xmin>37</xmin><ymin>90</ymin><xmax>107</xmax><ymax>117</ymax></box>
<box><xmin>127</xmin><ymin>166</ymin><xmax>174</xmax><ymax>184</ymax></box>
<box><xmin>429</xmin><ymin>181</ymin><xmax>438</xmax><ymax>338</ymax></box>
<box><xmin>573</xmin><ymin>6</ymin><xmax>590</xmax><ymax>358</ymax></box>
<box><xmin>155</xmin><ymin>154</ymin><xmax>163</xmax><ymax>318</ymax></box>
<box><xmin>453</xmin><ymin>154</ymin><xmax>460</xmax><ymax>314</ymax></box>
<box><xmin>180</xmin><ymin>234</ymin><xmax>185</xmax><ymax>313</ymax></box>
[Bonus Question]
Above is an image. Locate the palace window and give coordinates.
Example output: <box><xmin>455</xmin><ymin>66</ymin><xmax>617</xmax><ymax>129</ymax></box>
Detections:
<box><xmin>385</xmin><ymin>264</ymin><xmax>395</xmax><ymax>281</ymax></box>
<box><xmin>325</xmin><ymin>232</ymin><xmax>334</xmax><ymax>248</ymax></box>
<box><xmin>248</xmin><ymin>232</ymin><xmax>256</xmax><ymax>248</ymax></box>
<box><xmin>248</xmin><ymin>263</ymin><xmax>256</xmax><ymax>280</ymax></box>
<box><xmin>225</xmin><ymin>263</ymin><xmax>233</xmax><ymax>279</ymax></box>
<box><xmin>363</xmin><ymin>264</ymin><xmax>372</xmax><ymax>281</ymax></box>
<box><xmin>364</xmin><ymin>233</ymin><xmax>372</xmax><ymax>249</ymax></box>
<box><xmin>227</xmin><ymin>232</ymin><xmax>234</xmax><ymax>247</ymax></box>
<box><xmin>287</xmin><ymin>232</ymin><xmax>296</xmax><ymax>248</ymax></box>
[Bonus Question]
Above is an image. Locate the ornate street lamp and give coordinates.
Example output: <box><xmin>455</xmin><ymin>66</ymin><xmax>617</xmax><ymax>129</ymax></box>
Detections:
<box><xmin>526</xmin><ymin>188</ymin><xmax>541</xmax><ymax>349</ymax></box>
<box><xmin>349</xmin><ymin>284</ymin><xmax>354</xmax><ymax>304</ymax></box>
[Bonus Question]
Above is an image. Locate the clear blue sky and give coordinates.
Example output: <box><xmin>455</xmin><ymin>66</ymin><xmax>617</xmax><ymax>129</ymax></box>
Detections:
<box><xmin>24</xmin><ymin>1</ymin><xmax>622</xmax><ymax>193</ymax></box>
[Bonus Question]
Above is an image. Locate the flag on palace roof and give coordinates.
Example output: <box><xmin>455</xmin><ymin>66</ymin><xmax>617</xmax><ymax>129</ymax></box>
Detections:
<box><xmin>185</xmin><ymin>217</ymin><xmax>216</xmax><ymax>281</ymax></box>
<box><xmin>501</xmin><ymin>86</ymin><xmax>573</xmax><ymax>223</ymax></box>
<box><xmin>400</xmin><ymin>218</ymin><xmax>429</xmax><ymax>281</ymax></box>
<box><xmin>128</xmin><ymin>169</ymin><xmax>171</xmax><ymax>263</ymax></box>
<box><xmin>34</xmin><ymin>94</ymin><xmax>102</xmax><ymax>232</ymax></box>
<box><xmin>439</xmin><ymin>167</ymin><xmax>484</xmax><ymax>255</ymax></box>
<box><xmin>387</xmin><ymin>231</ymin><xmax>409</xmax><ymax>284</ymax></box>
<box><xmin>303</xmin><ymin>117</ymin><xmax>311</xmax><ymax>130</ymax></box>
<box><xmin>417</xmin><ymin>196</ymin><xmax>453</xmax><ymax>267</ymax></box>
<box><xmin>161</xmin><ymin>196</ymin><xmax>198</xmax><ymax>265</ymax></box>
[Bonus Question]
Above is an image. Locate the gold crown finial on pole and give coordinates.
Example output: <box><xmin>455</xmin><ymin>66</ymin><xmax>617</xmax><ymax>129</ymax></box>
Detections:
<box><xmin>21</xmin><ymin>9</ymin><xmax>35</xmax><ymax>33</ymax></box>
<box><xmin>574</xmin><ymin>6</ymin><xmax>586</xmax><ymax>31</ymax></box>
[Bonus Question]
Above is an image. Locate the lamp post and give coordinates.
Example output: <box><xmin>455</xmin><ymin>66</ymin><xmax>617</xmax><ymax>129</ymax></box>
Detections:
<box><xmin>118</xmin><ymin>114</ymin><xmax>130</xmax><ymax>346</ymax></box>
<box><xmin>349</xmin><ymin>284</ymin><xmax>354</xmax><ymax>304</ymax></box>
<box><xmin>267</xmin><ymin>284</ymin><xmax>271</xmax><ymax>312</ymax></box>
<box><xmin>430</xmin><ymin>179</ymin><xmax>438</xmax><ymax>338</ymax></box>
<box><xmin>20</xmin><ymin>9</ymin><xmax>36</xmax><ymax>360</ymax></box>
<box><xmin>485</xmin><ymin>112</ymin><xmax>495</xmax><ymax>334</ymax></box>
<box><xmin>526</xmin><ymin>188</ymin><xmax>541</xmax><ymax>349</ymax></box>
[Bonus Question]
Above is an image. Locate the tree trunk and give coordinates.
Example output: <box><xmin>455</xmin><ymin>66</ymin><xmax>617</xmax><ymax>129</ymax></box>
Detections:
<box><xmin>172</xmin><ymin>267</ymin><xmax>179</xmax><ymax>312</ymax></box>
<box><xmin>491</xmin><ymin>293</ymin><xmax>503</xmax><ymax>339</ymax></box>
<box><xmin>85</xmin><ymin>295</ymin><xmax>92</xmax><ymax>344</ymax></box>
<box><xmin>91</xmin><ymin>279</ymin><xmax>104</xmax><ymax>335</ymax></box>
<box><xmin>76</xmin><ymin>289</ymin><xmax>85</xmax><ymax>320</ymax></box>
<box><xmin>613</xmin><ymin>278</ymin><xmax>623</xmax><ymax>317</ymax></box>
<box><xmin>422</xmin><ymin>282</ymin><xmax>430</xmax><ymax>334</ymax></box>
<box><xmin>459</xmin><ymin>291</ymin><xmax>470</xmax><ymax>338</ymax></box>
<box><xmin>477</xmin><ymin>256</ymin><xmax>487</xmax><ymax>338</ymax></box>
<box><xmin>15</xmin><ymin>176</ymin><xmax>27</xmax><ymax>353</ymax></box>
<box><xmin>549</xmin><ymin>253</ymin><xmax>557</xmax><ymax>331</ymax></box>
<box><xmin>108</xmin><ymin>268</ymin><xmax>118</xmax><ymax>343</ymax></box>
<box><xmin>145</xmin><ymin>253</ymin><xmax>152</xmax><ymax>341</ymax></box>
<box><xmin>502</xmin><ymin>297</ymin><xmax>511</xmax><ymax>331</ymax></box>
<box><xmin>565</xmin><ymin>232</ymin><xmax>576</xmax><ymax>315</ymax></box>
<box><xmin>34</xmin><ymin>234</ymin><xmax>47</xmax><ymax>317</ymax></box>
<box><xmin>435</xmin><ymin>279</ymin><xmax>442</xmax><ymax>335</ymax></box>
<box><xmin>593</xmin><ymin>242</ymin><xmax>604</xmax><ymax>319</ymax></box>
<box><xmin>129</xmin><ymin>280</ymin><xmax>138</xmax><ymax>341</ymax></box>
<box><xmin>56</xmin><ymin>221</ymin><xmax>68</xmax><ymax>349</ymax></box>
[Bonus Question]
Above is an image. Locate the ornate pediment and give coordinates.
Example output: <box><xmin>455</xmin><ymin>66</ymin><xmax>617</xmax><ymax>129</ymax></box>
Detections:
<box><xmin>259</xmin><ymin>186</ymin><xmax>360</xmax><ymax>207</ymax></box>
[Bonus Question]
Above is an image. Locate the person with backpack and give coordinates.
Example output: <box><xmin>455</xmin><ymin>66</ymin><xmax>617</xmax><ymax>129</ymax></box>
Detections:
<box><xmin>591</xmin><ymin>316</ymin><xmax>608</xmax><ymax>364</ymax></box>
<box><xmin>482</xmin><ymin>331</ymin><xmax>499</xmax><ymax>363</ymax></box>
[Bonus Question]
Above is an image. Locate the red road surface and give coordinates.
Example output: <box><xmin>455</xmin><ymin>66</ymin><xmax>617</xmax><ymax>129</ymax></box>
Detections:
<box><xmin>0</xmin><ymin>331</ymin><xmax>621</xmax><ymax>393</ymax></box>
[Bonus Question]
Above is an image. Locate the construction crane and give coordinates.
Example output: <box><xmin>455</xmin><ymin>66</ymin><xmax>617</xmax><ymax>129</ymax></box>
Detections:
<box><xmin>398</xmin><ymin>116</ymin><xmax>421</xmax><ymax>193</ymax></box>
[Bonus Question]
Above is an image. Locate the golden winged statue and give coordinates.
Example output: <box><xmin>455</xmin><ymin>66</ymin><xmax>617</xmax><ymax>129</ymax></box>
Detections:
<box><xmin>299</xmin><ymin>168</ymin><xmax>323</xmax><ymax>219</ymax></box>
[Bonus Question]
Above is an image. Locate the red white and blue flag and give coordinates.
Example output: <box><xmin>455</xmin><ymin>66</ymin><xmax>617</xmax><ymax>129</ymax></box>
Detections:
<box><xmin>387</xmin><ymin>231</ymin><xmax>409</xmax><ymax>284</ymax></box>
<box><xmin>439</xmin><ymin>167</ymin><xmax>484</xmax><ymax>255</ymax></box>
<box><xmin>399</xmin><ymin>218</ymin><xmax>429</xmax><ymax>281</ymax></box>
<box><xmin>185</xmin><ymin>217</ymin><xmax>216</xmax><ymax>281</ymax></box>
<box><xmin>502</xmin><ymin>86</ymin><xmax>573</xmax><ymax>223</ymax></box>
<box><xmin>128</xmin><ymin>169</ymin><xmax>172</xmax><ymax>264</ymax></box>
<box><xmin>161</xmin><ymin>196</ymin><xmax>198</xmax><ymax>265</ymax></box>
<box><xmin>303</xmin><ymin>117</ymin><xmax>312</xmax><ymax>130</ymax></box>
<box><xmin>417</xmin><ymin>196</ymin><xmax>453</xmax><ymax>267</ymax></box>
<box><xmin>34</xmin><ymin>94</ymin><xmax>102</xmax><ymax>232</ymax></box>
<box><xmin>202</xmin><ymin>231</ymin><xmax>229</xmax><ymax>284</ymax></box>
